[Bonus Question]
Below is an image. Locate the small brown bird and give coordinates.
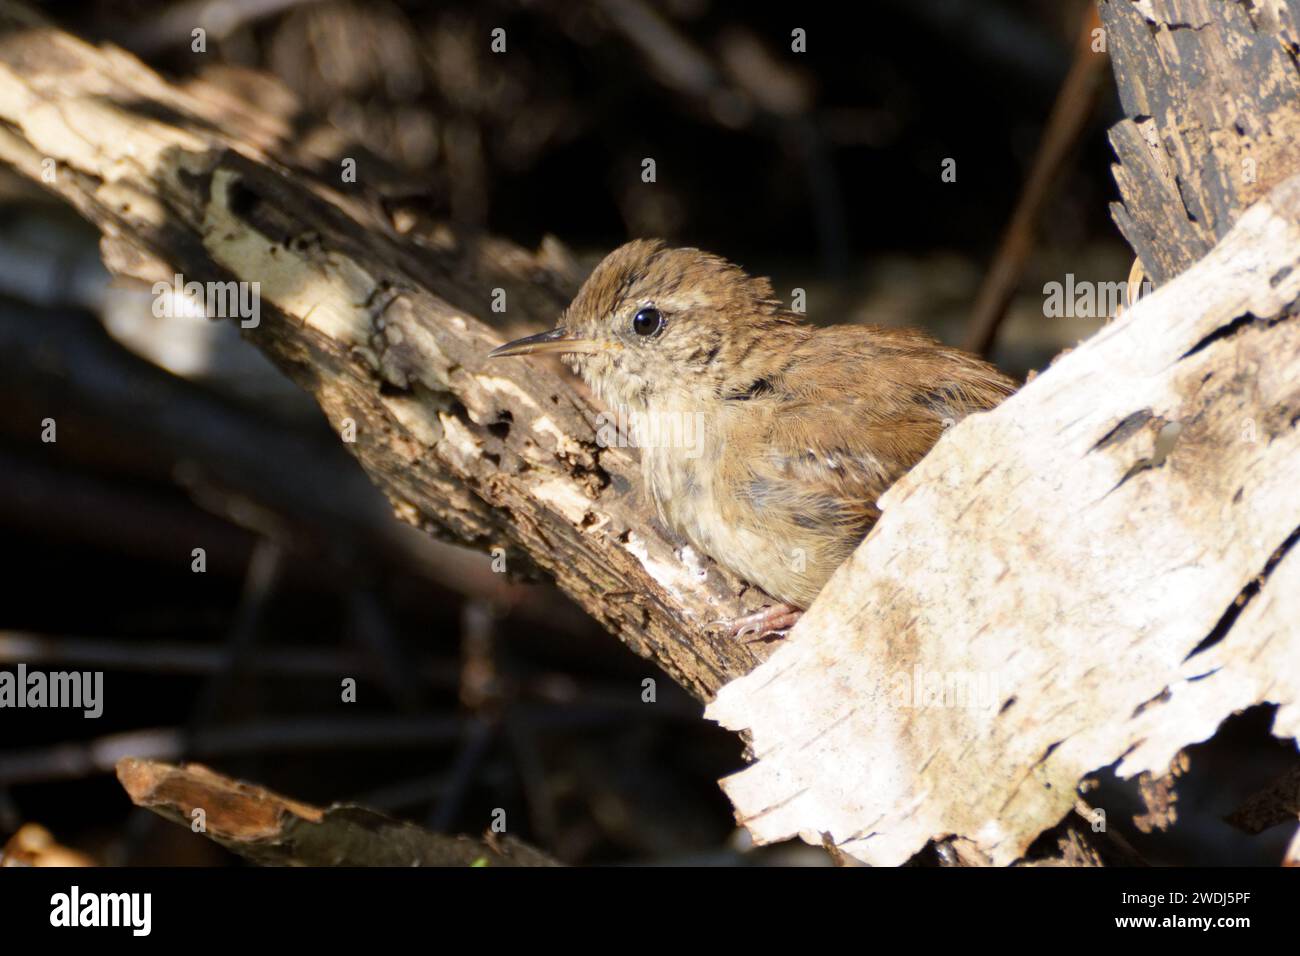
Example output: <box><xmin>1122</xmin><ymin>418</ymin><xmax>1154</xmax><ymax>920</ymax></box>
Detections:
<box><xmin>491</xmin><ymin>240</ymin><xmax>1015</xmax><ymax>636</ymax></box>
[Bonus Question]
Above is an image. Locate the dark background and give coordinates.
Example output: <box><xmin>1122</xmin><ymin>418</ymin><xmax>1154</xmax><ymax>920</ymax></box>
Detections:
<box><xmin>1</xmin><ymin>0</ymin><xmax>1293</xmax><ymax>866</ymax></box>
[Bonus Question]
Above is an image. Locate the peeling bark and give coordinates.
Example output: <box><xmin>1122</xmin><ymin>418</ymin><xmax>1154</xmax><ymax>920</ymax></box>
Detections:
<box><xmin>702</xmin><ymin>0</ymin><xmax>1300</xmax><ymax>869</ymax></box>
<box><xmin>1103</xmin><ymin>0</ymin><xmax>1300</xmax><ymax>283</ymax></box>
<box><xmin>708</xmin><ymin>173</ymin><xmax>1300</xmax><ymax>866</ymax></box>
<box><xmin>3</xmin><ymin>0</ymin><xmax>1298</xmax><ymax>868</ymax></box>
<box><xmin>0</xmin><ymin>2</ymin><xmax>774</xmax><ymax>701</ymax></box>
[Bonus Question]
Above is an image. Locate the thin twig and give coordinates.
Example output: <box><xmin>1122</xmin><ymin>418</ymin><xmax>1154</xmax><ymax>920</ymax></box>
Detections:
<box><xmin>963</xmin><ymin>3</ymin><xmax>1108</xmax><ymax>356</ymax></box>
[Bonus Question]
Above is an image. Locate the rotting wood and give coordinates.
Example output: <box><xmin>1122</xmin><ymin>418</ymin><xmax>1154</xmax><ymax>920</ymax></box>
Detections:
<box><xmin>707</xmin><ymin>171</ymin><xmax>1300</xmax><ymax>866</ymax></box>
<box><xmin>0</xmin><ymin>2</ymin><xmax>774</xmax><ymax>701</ymax></box>
<box><xmin>117</xmin><ymin>758</ymin><xmax>558</xmax><ymax>866</ymax></box>
<box><xmin>1102</xmin><ymin>0</ymin><xmax>1300</xmax><ymax>284</ymax></box>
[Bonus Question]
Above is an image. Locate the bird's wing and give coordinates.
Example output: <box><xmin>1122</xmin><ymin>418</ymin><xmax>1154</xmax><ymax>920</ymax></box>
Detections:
<box><xmin>716</xmin><ymin>324</ymin><xmax>1014</xmax><ymax>553</ymax></box>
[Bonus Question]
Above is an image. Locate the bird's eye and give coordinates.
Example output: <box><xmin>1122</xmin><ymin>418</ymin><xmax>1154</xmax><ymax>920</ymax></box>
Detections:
<box><xmin>632</xmin><ymin>307</ymin><xmax>663</xmax><ymax>337</ymax></box>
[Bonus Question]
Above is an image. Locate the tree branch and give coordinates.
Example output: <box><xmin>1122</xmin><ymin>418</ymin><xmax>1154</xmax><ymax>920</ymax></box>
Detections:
<box><xmin>0</xmin><ymin>2</ymin><xmax>774</xmax><ymax>700</ymax></box>
<box><xmin>117</xmin><ymin>758</ymin><xmax>559</xmax><ymax>866</ymax></box>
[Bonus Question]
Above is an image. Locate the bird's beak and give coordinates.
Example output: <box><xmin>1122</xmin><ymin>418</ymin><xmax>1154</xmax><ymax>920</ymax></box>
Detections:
<box><xmin>488</xmin><ymin>326</ymin><xmax>606</xmax><ymax>358</ymax></box>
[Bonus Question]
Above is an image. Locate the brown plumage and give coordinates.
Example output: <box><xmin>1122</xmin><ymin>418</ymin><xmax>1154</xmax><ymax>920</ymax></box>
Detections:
<box><xmin>491</xmin><ymin>240</ymin><xmax>1015</xmax><ymax>632</ymax></box>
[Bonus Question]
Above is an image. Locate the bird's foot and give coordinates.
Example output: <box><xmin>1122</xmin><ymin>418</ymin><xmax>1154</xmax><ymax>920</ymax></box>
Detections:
<box><xmin>719</xmin><ymin>603</ymin><xmax>803</xmax><ymax>642</ymax></box>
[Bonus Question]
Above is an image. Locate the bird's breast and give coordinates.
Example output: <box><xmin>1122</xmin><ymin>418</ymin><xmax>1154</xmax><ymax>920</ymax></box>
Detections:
<box><xmin>638</xmin><ymin>408</ymin><xmax>823</xmax><ymax>607</ymax></box>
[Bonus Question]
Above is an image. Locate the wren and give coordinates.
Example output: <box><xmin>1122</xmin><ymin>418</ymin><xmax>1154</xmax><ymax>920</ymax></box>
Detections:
<box><xmin>490</xmin><ymin>240</ymin><xmax>1015</xmax><ymax>637</ymax></box>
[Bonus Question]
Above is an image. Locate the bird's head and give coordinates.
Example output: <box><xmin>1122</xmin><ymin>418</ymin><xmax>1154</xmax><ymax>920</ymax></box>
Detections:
<box><xmin>489</xmin><ymin>239</ymin><xmax>801</xmax><ymax>412</ymax></box>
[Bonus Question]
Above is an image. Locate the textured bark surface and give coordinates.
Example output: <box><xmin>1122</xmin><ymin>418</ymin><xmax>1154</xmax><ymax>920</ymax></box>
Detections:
<box><xmin>5</xmin><ymin>0</ymin><xmax>1298</xmax><ymax>868</ymax></box>
<box><xmin>708</xmin><ymin>171</ymin><xmax>1300</xmax><ymax>866</ymax></box>
<box><xmin>117</xmin><ymin>758</ymin><xmax>558</xmax><ymax>866</ymax></box>
<box><xmin>0</xmin><ymin>2</ymin><xmax>774</xmax><ymax>701</ymax></box>
<box><xmin>1102</xmin><ymin>0</ymin><xmax>1300</xmax><ymax>284</ymax></box>
<box><xmin>703</xmin><ymin>0</ymin><xmax>1300</xmax><ymax>868</ymax></box>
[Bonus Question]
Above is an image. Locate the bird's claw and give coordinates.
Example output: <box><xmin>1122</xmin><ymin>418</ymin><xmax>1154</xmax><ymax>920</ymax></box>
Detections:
<box><xmin>714</xmin><ymin>603</ymin><xmax>803</xmax><ymax>642</ymax></box>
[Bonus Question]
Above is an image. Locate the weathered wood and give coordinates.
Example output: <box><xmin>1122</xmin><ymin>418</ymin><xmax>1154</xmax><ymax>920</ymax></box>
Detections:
<box><xmin>1102</xmin><ymin>0</ymin><xmax>1300</xmax><ymax>283</ymax></box>
<box><xmin>1224</xmin><ymin>763</ymin><xmax>1300</xmax><ymax>836</ymax></box>
<box><xmin>117</xmin><ymin>758</ymin><xmax>558</xmax><ymax>866</ymax></box>
<box><xmin>708</xmin><ymin>172</ymin><xmax>1300</xmax><ymax>866</ymax></box>
<box><xmin>696</xmin><ymin>0</ymin><xmax>1300</xmax><ymax>869</ymax></box>
<box><xmin>0</xmin><ymin>2</ymin><xmax>774</xmax><ymax>700</ymax></box>
<box><xmin>5</xmin><ymin>0</ymin><xmax>1298</xmax><ymax>869</ymax></box>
